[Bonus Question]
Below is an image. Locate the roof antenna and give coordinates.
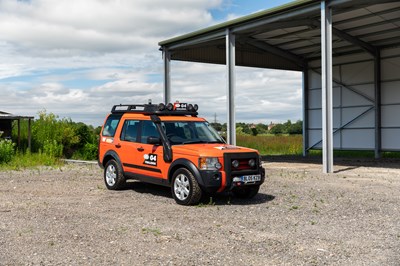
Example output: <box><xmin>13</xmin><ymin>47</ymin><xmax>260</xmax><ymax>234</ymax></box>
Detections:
<box><xmin>148</xmin><ymin>99</ymin><xmax>152</xmax><ymax>104</ymax></box>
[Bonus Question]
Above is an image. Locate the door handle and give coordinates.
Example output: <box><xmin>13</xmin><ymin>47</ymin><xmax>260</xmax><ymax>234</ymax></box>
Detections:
<box><xmin>115</xmin><ymin>143</ymin><xmax>121</xmax><ymax>148</ymax></box>
<box><xmin>137</xmin><ymin>146</ymin><xmax>144</xmax><ymax>152</ymax></box>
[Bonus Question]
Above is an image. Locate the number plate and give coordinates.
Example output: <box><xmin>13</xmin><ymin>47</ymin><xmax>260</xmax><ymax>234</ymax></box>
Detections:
<box><xmin>234</xmin><ymin>174</ymin><xmax>261</xmax><ymax>184</ymax></box>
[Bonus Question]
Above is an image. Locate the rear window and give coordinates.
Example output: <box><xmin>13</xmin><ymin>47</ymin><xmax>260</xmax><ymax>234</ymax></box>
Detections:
<box><xmin>102</xmin><ymin>114</ymin><xmax>121</xmax><ymax>137</ymax></box>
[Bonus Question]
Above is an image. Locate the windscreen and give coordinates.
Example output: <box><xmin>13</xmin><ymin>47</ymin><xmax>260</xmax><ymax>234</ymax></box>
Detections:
<box><xmin>161</xmin><ymin>121</ymin><xmax>225</xmax><ymax>145</ymax></box>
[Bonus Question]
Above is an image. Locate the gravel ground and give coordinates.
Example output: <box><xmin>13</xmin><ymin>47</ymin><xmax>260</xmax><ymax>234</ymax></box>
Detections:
<box><xmin>0</xmin><ymin>160</ymin><xmax>399</xmax><ymax>265</ymax></box>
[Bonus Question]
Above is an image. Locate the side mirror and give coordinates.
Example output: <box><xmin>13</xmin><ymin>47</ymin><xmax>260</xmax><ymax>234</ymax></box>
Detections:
<box><xmin>147</xmin><ymin>136</ymin><xmax>162</xmax><ymax>145</ymax></box>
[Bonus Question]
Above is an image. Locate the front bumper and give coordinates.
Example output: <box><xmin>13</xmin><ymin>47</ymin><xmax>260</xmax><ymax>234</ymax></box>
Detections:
<box><xmin>198</xmin><ymin>166</ymin><xmax>265</xmax><ymax>193</ymax></box>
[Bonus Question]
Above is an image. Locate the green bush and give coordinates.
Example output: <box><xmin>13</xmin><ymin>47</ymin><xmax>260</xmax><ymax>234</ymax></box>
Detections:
<box><xmin>0</xmin><ymin>139</ymin><xmax>15</xmax><ymax>163</ymax></box>
<box><xmin>32</xmin><ymin>110</ymin><xmax>79</xmax><ymax>157</ymax></box>
<box><xmin>43</xmin><ymin>140</ymin><xmax>63</xmax><ymax>158</ymax></box>
<box><xmin>74</xmin><ymin>143</ymin><xmax>98</xmax><ymax>160</ymax></box>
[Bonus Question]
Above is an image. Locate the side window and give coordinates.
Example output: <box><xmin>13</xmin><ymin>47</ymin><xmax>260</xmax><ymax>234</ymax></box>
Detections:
<box><xmin>102</xmin><ymin>114</ymin><xmax>121</xmax><ymax>137</ymax></box>
<box><xmin>140</xmin><ymin>120</ymin><xmax>160</xmax><ymax>144</ymax></box>
<box><xmin>120</xmin><ymin>120</ymin><xmax>140</xmax><ymax>142</ymax></box>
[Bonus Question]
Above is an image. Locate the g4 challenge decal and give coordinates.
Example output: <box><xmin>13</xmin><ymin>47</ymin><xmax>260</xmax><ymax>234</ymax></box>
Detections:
<box><xmin>143</xmin><ymin>153</ymin><xmax>157</xmax><ymax>166</ymax></box>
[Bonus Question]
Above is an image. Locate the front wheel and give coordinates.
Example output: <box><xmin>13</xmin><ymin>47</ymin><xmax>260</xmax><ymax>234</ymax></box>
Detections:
<box><xmin>232</xmin><ymin>185</ymin><xmax>260</xmax><ymax>199</ymax></box>
<box><xmin>104</xmin><ymin>159</ymin><xmax>126</xmax><ymax>190</ymax></box>
<box><xmin>171</xmin><ymin>168</ymin><xmax>202</xmax><ymax>205</ymax></box>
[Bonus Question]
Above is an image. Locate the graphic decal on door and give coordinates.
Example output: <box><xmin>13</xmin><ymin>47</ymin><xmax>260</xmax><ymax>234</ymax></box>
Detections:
<box><xmin>143</xmin><ymin>154</ymin><xmax>157</xmax><ymax>166</ymax></box>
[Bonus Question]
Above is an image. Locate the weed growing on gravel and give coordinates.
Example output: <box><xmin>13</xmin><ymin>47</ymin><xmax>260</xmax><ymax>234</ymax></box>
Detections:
<box><xmin>18</xmin><ymin>228</ymin><xmax>33</xmax><ymax>236</ymax></box>
<box><xmin>313</xmin><ymin>203</ymin><xmax>320</xmax><ymax>213</ymax></box>
<box><xmin>290</xmin><ymin>205</ymin><xmax>299</xmax><ymax>210</ymax></box>
<box><xmin>196</xmin><ymin>197</ymin><xmax>216</xmax><ymax>207</ymax></box>
<box><xmin>118</xmin><ymin>227</ymin><xmax>128</xmax><ymax>234</ymax></box>
<box><xmin>142</xmin><ymin>227</ymin><xmax>162</xmax><ymax>236</ymax></box>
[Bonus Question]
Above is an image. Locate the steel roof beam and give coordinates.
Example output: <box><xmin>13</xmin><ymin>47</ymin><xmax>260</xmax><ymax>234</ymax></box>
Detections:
<box><xmin>232</xmin><ymin>4</ymin><xmax>320</xmax><ymax>34</ymax></box>
<box><xmin>328</xmin><ymin>0</ymin><xmax>400</xmax><ymax>8</ymax></box>
<box><xmin>332</xmin><ymin>27</ymin><xmax>377</xmax><ymax>56</ymax></box>
<box><xmin>165</xmin><ymin>30</ymin><xmax>226</xmax><ymax>50</ymax></box>
<box><xmin>246</xmin><ymin>37</ymin><xmax>306</xmax><ymax>68</ymax></box>
<box><xmin>334</xmin><ymin>6</ymin><xmax>400</xmax><ymax>26</ymax></box>
<box><xmin>343</xmin><ymin>17</ymin><xmax>400</xmax><ymax>34</ymax></box>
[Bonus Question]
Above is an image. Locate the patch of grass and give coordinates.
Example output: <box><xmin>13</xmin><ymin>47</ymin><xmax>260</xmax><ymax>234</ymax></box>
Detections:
<box><xmin>382</xmin><ymin>152</ymin><xmax>400</xmax><ymax>158</ymax></box>
<box><xmin>237</xmin><ymin>135</ymin><xmax>302</xmax><ymax>155</ymax></box>
<box><xmin>0</xmin><ymin>151</ymin><xmax>62</xmax><ymax>171</ymax></box>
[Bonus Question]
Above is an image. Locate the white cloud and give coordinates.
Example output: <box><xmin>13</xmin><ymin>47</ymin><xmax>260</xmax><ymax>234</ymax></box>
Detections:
<box><xmin>0</xmin><ymin>0</ymin><xmax>303</xmax><ymax>126</ymax></box>
<box><xmin>0</xmin><ymin>0</ymin><xmax>221</xmax><ymax>55</ymax></box>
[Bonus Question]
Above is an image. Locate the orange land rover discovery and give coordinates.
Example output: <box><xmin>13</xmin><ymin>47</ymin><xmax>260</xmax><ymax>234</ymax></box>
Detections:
<box><xmin>98</xmin><ymin>102</ymin><xmax>265</xmax><ymax>205</ymax></box>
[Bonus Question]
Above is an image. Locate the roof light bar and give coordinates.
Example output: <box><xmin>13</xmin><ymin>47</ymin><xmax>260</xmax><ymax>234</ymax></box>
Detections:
<box><xmin>111</xmin><ymin>102</ymin><xmax>199</xmax><ymax>116</ymax></box>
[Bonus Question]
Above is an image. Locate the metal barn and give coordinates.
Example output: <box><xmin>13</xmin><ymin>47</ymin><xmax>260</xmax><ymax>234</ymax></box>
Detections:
<box><xmin>159</xmin><ymin>0</ymin><xmax>400</xmax><ymax>173</ymax></box>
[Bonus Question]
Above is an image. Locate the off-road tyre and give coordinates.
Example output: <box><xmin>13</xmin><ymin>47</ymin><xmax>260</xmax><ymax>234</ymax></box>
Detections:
<box><xmin>171</xmin><ymin>168</ymin><xmax>202</xmax><ymax>205</ymax></box>
<box><xmin>232</xmin><ymin>185</ymin><xmax>260</xmax><ymax>199</ymax></box>
<box><xmin>104</xmin><ymin>159</ymin><xmax>126</xmax><ymax>190</ymax></box>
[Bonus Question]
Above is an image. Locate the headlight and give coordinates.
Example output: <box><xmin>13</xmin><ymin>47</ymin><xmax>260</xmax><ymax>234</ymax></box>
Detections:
<box><xmin>248</xmin><ymin>159</ymin><xmax>256</xmax><ymax>168</ymax></box>
<box><xmin>232</xmin><ymin>159</ymin><xmax>239</xmax><ymax>168</ymax></box>
<box><xmin>199</xmin><ymin>157</ymin><xmax>222</xmax><ymax>170</ymax></box>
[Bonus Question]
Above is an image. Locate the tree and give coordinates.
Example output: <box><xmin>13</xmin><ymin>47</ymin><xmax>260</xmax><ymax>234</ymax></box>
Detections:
<box><xmin>210</xmin><ymin>122</ymin><xmax>222</xmax><ymax>132</ymax></box>
<box><xmin>255</xmin><ymin>123</ymin><xmax>268</xmax><ymax>135</ymax></box>
<box><xmin>269</xmin><ymin>124</ymin><xmax>285</xmax><ymax>135</ymax></box>
<box><xmin>288</xmin><ymin>120</ymin><xmax>302</xmax><ymax>134</ymax></box>
<box><xmin>236</xmin><ymin>122</ymin><xmax>251</xmax><ymax>135</ymax></box>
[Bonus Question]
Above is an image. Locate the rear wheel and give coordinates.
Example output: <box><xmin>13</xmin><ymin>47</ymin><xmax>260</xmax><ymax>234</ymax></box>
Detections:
<box><xmin>104</xmin><ymin>159</ymin><xmax>125</xmax><ymax>190</ymax></box>
<box><xmin>232</xmin><ymin>185</ymin><xmax>260</xmax><ymax>199</ymax></box>
<box><xmin>171</xmin><ymin>168</ymin><xmax>202</xmax><ymax>205</ymax></box>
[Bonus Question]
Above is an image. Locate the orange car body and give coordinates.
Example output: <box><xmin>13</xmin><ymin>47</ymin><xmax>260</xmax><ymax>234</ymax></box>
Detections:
<box><xmin>98</xmin><ymin>103</ymin><xmax>265</xmax><ymax>204</ymax></box>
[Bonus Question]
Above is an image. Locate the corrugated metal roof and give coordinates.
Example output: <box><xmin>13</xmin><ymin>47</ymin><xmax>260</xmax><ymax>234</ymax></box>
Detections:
<box><xmin>159</xmin><ymin>0</ymin><xmax>315</xmax><ymax>47</ymax></box>
<box><xmin>159</xmin><ymin>0</ymin><xmax>400</xmax><ymax>70</ymax></box>
<box><xmin>0</xmin><ymin>111</ymin><xmax>33</xmax><ymax>120</ymax></box>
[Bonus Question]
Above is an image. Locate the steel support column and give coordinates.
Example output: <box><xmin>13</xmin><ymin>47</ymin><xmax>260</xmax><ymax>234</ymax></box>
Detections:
<box><xmin>226</xmin><ymin>29</ymin><xmax>236</xmax><ymax>145</ymax></box>
<box><xmin>163</xmin><ymin>48</ymin><xmax>171</xmax><ymax>104</ymax></box>
<box><xmin>374</xmin><ymin>49</ymin><xmax>381</xmax><ymax>158</ymax></box>
<box><xmin>321</xmin><ymin>1</ymin><xmax>334</xmax><ymax>173</ymax></box>
<box><xmin>302</xmin><ymin>65</ymin><xmax>309</xmax><ymax>156</ymax></box>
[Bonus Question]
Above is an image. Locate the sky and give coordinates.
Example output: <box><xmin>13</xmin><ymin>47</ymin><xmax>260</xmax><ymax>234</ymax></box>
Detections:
<box><xmin>0</xmin><ymin>0</ymin><xmax>301</xmax><ymax>126</ymax></box>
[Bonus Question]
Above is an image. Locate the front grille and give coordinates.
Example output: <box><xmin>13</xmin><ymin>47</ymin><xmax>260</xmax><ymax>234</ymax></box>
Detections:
<box><xmin>223</xmin><ymin>152</ymin><xmax>260</xmax><ymax>187</ymax></box>
<box><xmin>233</xmin><ymin>158</ymin><xmax>257</xmax><ymax>171</ymax></box>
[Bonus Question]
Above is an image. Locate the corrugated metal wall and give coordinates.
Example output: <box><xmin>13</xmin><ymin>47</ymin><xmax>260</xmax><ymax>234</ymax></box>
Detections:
<box><xmin>306</xmin><ymin>47</ymin><xmax>400</xmax><ymax>151</ymax></box>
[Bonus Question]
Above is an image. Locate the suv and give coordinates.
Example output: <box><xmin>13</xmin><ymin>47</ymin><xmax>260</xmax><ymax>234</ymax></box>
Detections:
<box><xmin>98</xmin><ymin>102</ymin><xmax>265</xmax><ymax>205</ymax></box>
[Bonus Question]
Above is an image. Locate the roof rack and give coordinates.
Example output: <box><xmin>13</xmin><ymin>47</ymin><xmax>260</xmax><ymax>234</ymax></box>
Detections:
<box><xmin>111</xmin><ymin>103</ymin><xmax>198</xmax><ymax>116</ymax></box>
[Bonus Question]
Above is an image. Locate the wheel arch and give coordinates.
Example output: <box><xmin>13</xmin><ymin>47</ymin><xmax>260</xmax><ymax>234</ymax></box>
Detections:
<box><xmin>168</xmin><ymin>158</ymin><xmax>204</xmax><ymax>187</ymax></box>
<box><xmin>102</xmin><ymin>150</ymin><xmax>123</xmax><ymax>170</ymax></box>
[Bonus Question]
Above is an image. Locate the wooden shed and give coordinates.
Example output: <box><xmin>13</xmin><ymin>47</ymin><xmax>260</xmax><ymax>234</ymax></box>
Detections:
<box><xmin>0</xmin><ymin>111</ymin><xmax>33</xmax><ymax>151</ymax></box>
